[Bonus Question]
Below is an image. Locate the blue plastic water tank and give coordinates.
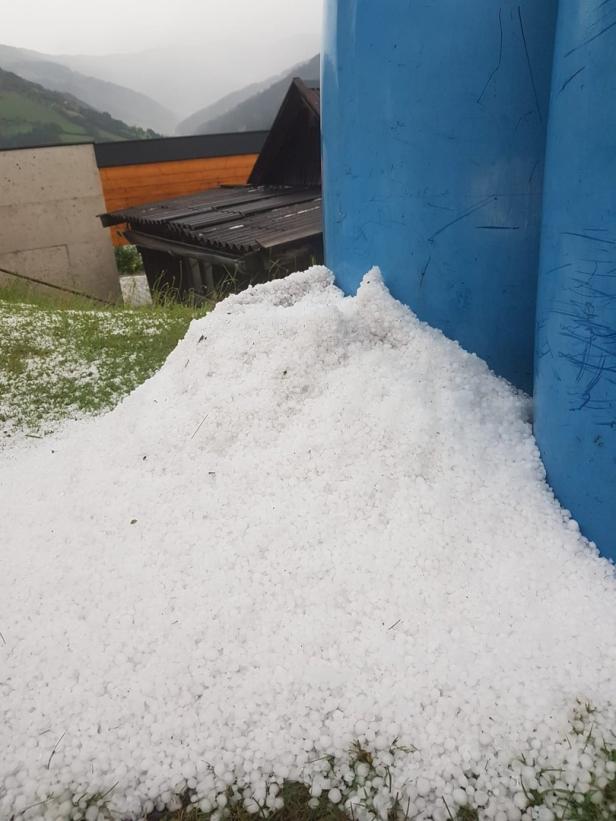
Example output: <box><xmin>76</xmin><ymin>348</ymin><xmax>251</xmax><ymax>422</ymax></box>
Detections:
<box><xmin>322</xmin><ymin>0</ymin><xmax>558</xmax><ymax>391</ymax></box>
<box><xmin>534</xmin><ymin>0</ymin><xmax>616</xmax><ymax>562</ymax></box>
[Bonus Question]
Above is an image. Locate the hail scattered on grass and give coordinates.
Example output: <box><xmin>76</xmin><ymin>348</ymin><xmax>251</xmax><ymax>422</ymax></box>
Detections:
<box><xmin>0</xmin><ymin>297</ymin><xmax>203</xmax><ymax>444</ymax></box>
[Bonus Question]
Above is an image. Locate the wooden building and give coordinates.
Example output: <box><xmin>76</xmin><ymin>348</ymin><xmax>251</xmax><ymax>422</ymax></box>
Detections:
<box><xmin>100</xmin><ymin>80</ymin><xmax>322</xmax><ymax>300</ymax></box>
<box><xmin>95</xmin><ymin>131</ymin><xmax>267</xmax><ymax>245</ymax></box>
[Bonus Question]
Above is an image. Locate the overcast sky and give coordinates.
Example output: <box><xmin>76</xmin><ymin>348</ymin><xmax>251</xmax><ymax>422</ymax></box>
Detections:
<box><xmin>2</xmin><ymin>0</ymin><xmax>323</xmax><ymax>55</ymax></box>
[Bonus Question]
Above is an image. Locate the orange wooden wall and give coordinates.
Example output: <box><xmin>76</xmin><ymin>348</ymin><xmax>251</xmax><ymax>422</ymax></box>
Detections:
<box><xmin>99</xmin><ymin>153</ymin><xmax>259</xmax><ymax>245</ymax></box>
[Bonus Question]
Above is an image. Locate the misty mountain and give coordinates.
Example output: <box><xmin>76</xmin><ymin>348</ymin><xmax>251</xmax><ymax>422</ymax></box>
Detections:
<box><xmin>0</xmin><ymin>67</ymin><xmax>159</xmax><ymax>149</ymax></box>
<box><xmin>56</xmin><ymin>32</ymin><xmax>320</xmax><ymax>118</ymax></box>
<box><xmin>176</xmin><ymin>75</ymin><xmax>277</xmax><ymax>137</ymax></box>
<box><xmin>181</xmin><ymin>54</ymin><xmax>320</xmax><ymax>136</ymax></box>
<box><xmin>0</xmin><ymin>43</ymin><xmax>177</xmax><ymax>134</ymax></box>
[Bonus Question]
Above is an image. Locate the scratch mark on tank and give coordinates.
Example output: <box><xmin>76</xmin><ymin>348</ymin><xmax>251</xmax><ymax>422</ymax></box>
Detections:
<box><xmin>514</xmin><ymin>110</ymin><xmax>535</xmax><ymax>133</ymax></box>
<box><xmin>569</xmin><ymin>279</ymin><xmax>616</xmax><ymax>301</ymax></box>
<box><xmin>575</xmin><ymin>261</ymin><xmax>599</xmax><ymax>277</ymax></box>
<box><xmin>576</xmin><ymin>260</ymin><xmax>616</xmax><ymax>278</ymax></box>
<box><xmin>554</xmin><ymin>284</ymin><xmax>616</xmax><ymax>412</ymax></box>
<box><xmin>475</xmin><ymin>225</ymin><xmax>520</xmax><ymax>230</ymax></box>
<box><xmin>545</xmin><ymin>263</ymin><xmax>573</xmax><ymax>275</ymax></box>
<box><xmin>595</xmin><ymin>0</ymin><xmax>616</xmax><ymax>22</ymax></box>
<box><xmin>559</xmin><ymin>66</ymin><xmax>586</xmax><ymax>93</ymax></box>
<box><xmin>536</xmin><ymin>321</ymin><xmax>555</xmax><ymax>359</ymax></box>
<box><xmin>597</xmin><ymin>419</ymin><xmax>616</xmax><ymax>429</ymax></box>
<box><xmin>571</xmin><ymin>358</ymin><xmax>607</xmax><ymax>410</ymax></box>
<box><xmin>528</xmin><ymin>158</ymin><xmax>541</xmax><ymax>183</ymax></box>
<box><xmin>559</xmin><ymin>315</ymin><xmax>616</xmax><ymax>345</ymax></box>
<box><xmin>518</xmin><ymin>6</ymin><xmax>544</xmax><ymax>123</ymax></box>
<box><xmin>564</xmin><ymin>19</ymin><xmax>616</xmax><ymax>56</ymax></box>
<box><xmin>428</xmin><ymin>196</ymin><xmax>496</xmax><ymax>243</ymax></box>
<box><xmin>563</xmin><ymin>231</ymin><xmax>616</xmax><ymax>245</ymax></box>
<box><xmin>426</xmin><ymin>202</ymin><xmax>454</xmax><ymax>211</ymax></box>
<box><xmin>477</xmin><ymin>8</ymin><xmax>504</xmax><ymax>103</ymax></box>
<box><xmin>418</xmin><ymin>256</ymin><xmax>432</xmax><ymax>288</ymax></box>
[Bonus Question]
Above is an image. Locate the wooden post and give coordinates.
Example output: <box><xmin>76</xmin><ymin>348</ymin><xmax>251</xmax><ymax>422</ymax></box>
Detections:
<box><xmin>199</xmin><ymin>261</ymin><xmax>215</xmax><ymax>296</ymax></box>
<box><xmin>187</xmin><ymin>257</ymin><xmax>204</xmax><ymax>296</ymax></box>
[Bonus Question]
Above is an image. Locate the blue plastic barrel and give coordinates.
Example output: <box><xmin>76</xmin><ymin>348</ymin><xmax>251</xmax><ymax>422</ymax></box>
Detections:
<box><xmin>534</xmin><ymin>0</ymin><xmax>616</xmax><ymax>561</ymax></box>
<box><xmin>322</xmin><ymin>0</ymin><xmax>558</xmax><ymax>391</ymax></box>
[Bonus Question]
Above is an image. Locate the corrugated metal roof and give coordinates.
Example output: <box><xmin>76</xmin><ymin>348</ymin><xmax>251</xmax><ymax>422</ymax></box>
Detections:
<box><xmin>100</xmin><ymin>185</ymin><xmax>322</xmax><ymax>257</ymax></box>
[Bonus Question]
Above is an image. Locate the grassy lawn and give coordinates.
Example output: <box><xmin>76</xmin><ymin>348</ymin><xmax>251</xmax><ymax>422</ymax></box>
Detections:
<box><xmin>0</xmin><ymin>284</ymin><xmax>206</xmax><ymax>444</ymax></box>
<box><xmin>1</xmin><ymin>285</ymin><xmax>615</xmax><ymax>821</ymax></box>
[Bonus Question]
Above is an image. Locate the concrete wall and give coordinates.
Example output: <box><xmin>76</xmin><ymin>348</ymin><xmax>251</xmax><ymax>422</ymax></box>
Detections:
<box><xmin>0</xmin><ymin>143</ymin><xmax>120</xmax><ymax>301</ymax></box>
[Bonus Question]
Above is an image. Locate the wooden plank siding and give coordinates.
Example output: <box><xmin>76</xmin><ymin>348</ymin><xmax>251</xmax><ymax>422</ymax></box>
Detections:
<box><xmin>99</xmin><ymin>153</ymin><xmax>259</xmax><ymax>245</ymax></box>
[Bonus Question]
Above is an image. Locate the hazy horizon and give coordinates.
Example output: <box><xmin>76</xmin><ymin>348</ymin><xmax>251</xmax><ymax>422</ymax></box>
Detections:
<box><xmin>2</xmin><ymin>0</ymin><xmax>323</xmax><ymax>57</ymax></box>
<box><xmin>2</xmin><ymin>0</ymin><xmax>323</xmax><ymax>120</ymax></box>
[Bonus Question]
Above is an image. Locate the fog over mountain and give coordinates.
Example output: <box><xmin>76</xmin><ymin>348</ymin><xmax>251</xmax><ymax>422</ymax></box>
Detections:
<box><xmin>2</xmin><ymin>0</ymin><xmax>323</xmax><ymax>119</ymax></box>
<box><xmin>0</xmin><ymin>43</ymin><xmax>176</xmax><ymax>134</ymax></box>
<box><xmin>57</xmin><ymin>33</ymin><xmax>320</xmax><ymax>119</ymax></box>
<box><xmin>178</xmin><ymin>54</ymin><xmax>320</xmax><ymax>136</ymax></box>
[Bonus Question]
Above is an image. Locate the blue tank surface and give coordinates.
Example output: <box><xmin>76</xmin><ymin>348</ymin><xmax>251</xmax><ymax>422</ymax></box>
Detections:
<box><xmin>321</xmin><ymin>0</ymin><xmax>558</xmax><ymax>391</ymax></box>
<box><xmin>534</xmin><ymin>0</ymin><xmax>616</xmax><ymax>561</ymax></box>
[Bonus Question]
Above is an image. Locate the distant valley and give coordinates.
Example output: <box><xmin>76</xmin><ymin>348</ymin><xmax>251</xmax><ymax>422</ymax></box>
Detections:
<box><xmin>0</xmin><ymin>39</ymin><xmax>320</xmax><ymax>150</ymax></box>
<box><xmin>177</xmin><ymin>54</ymin><xmax>320</xmax><ymax>136</ymax></box>
<box><xmin>54</xmin><ymin>32</ymin><xmax>319</xmax><ymax>118</ymax></box>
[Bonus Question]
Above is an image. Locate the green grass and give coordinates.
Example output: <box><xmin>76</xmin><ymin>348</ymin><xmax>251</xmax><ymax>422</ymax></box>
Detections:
<box><xmin>0</xmin><ymin>283</ymin><xmax>208</xmax><ymax>443</ymax></box>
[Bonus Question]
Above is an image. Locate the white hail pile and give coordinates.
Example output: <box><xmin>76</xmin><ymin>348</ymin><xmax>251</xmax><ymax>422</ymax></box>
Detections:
<box><xmin>1</xmin><ymin>268</ymin><xmax>615</xmax><ymax>821</ymax></box>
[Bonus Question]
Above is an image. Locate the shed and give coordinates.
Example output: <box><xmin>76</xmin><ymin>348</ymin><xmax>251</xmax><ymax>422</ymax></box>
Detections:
<box><xmin>96</xmin><ymin>131</ymin><xmax>267</xmax><ymax>245</ymax></box>
<box><xmin>99</xmin><ymin>79</ymin><xmax>322</xmax><ymax>300</ymax></box>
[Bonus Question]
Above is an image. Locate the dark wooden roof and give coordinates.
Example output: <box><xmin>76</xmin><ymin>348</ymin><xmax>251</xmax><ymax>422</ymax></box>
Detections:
<box><xmin>94</xmin><ymin>131</ymin><xmax>268</xmax><ymax>168</ymax></box>
<box><xmin>100</xmin><ymin>185</ymin><xmax>321</xmax><ymax>258</ymax></box>
<box><xmin>249</xmin><ymin>78</ymin><xmax>320</xmax><ymax>187</ymax></box>
<box><xmin>99</xmin><ymin>79</ymin><xmax>323</xmax><ymax>264</ymax></box>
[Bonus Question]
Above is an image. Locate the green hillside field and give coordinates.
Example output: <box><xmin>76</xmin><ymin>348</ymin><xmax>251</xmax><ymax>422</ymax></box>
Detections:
<box><xmin>0</xmin><ymin>67</ymin><xmax>159</xmax><ymax>148</ymax></box>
